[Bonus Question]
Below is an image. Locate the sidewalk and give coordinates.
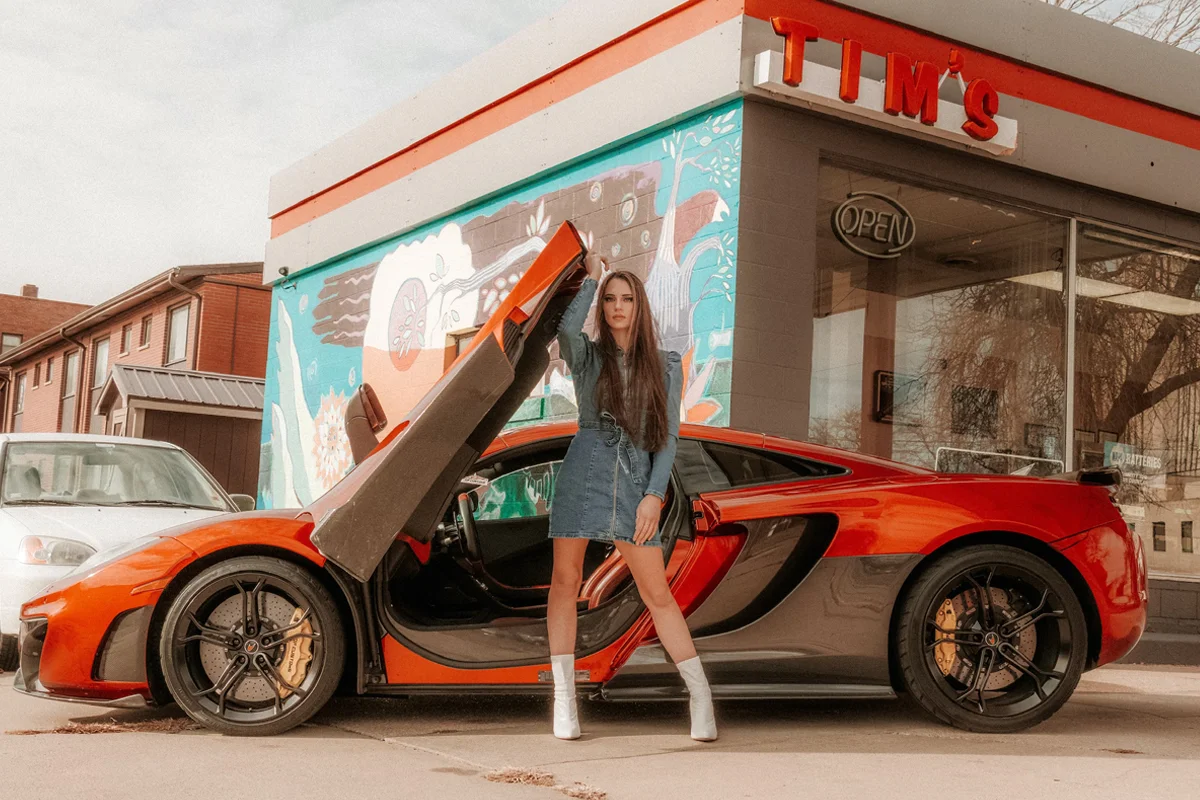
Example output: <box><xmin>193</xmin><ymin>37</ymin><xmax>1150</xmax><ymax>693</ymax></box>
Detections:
<box><xmin>3</xmin><ymin>665</ymin><xmax>1199</xmax><ymax>800</ymax></box>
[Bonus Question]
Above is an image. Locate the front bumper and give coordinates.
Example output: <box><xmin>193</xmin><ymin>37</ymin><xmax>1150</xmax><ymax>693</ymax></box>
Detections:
<box><xmin>16</xmin><ymin>536</ymin><xmax>195</xmax><ymax>702</ymax></box>
<box><xmin>13</xmin><ymin>681</ymin><xmax>149</xmax><ymax>709</ymax></box>
<box><xmin>0</xmin><ymin>559</ymin><xmax>73</xmax><ymax>637</ymax></box>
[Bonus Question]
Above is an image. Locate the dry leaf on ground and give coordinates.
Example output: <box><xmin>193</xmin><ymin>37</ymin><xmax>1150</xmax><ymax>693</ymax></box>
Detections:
<box><xmin>556</xmin><ymin>783</ymin><xmax>607</xmax><ymax>800</ymax></box>
<box><xmin>7</xmin><ymin>718</ymin><xmax>200</xmax><ymax>736</ymax></box>
<box><xmin>485</xmin><ymin>767</ymin><xmax>557</xmax><ymax>787</ymax></box>
<box><xmin>484</xmin><ymin>766</ymin><xmax>606</xmax><ymax>800</ymax></box>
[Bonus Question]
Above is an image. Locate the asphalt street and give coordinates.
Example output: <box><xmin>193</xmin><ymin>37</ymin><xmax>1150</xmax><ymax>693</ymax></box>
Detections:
<box><xmin>2</xmin><ymin>665</ymin><xmax>1198</xmax><ymax>800</ymax></box>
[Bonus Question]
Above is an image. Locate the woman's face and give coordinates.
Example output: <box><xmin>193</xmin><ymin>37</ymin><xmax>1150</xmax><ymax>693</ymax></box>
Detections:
<box><xmin>602</xmin><ymin>276</ymin><xmax>636</xmax><ymax>334</ymax></box>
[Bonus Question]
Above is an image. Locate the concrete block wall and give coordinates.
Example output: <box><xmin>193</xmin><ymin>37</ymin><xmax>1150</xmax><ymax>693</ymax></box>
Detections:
<box><xmin>729</xmin><ymin>100</ymin><xmax>815</xmax><ymax>441</ymax></box>
<box><xmin>1147</xmin><ymin>578</ymin><xmax>1200</xmax><ymax>635</ymax></box>
<box><xmin>1122</xmin><ymin>578</ymin><xmax>1200</xmax><ymax>665</ymax></box>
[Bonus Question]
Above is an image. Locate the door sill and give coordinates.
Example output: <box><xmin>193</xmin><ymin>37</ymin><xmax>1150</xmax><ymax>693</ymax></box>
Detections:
<box><xmin>366</xmin><ymin>683</ymin><xmax>603</xmax><ymax>697</ymax></box>
<box><xmin>598</xmin><ymin>683</ymin><xmax>896</xmax><ymax>701</ymax></box>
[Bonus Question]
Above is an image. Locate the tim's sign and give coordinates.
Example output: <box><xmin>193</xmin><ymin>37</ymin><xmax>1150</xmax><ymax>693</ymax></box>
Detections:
<box><xmin>756</xmin><ymin>18</ymin><xmax>1018</xmax><ymax>155</ymax></box>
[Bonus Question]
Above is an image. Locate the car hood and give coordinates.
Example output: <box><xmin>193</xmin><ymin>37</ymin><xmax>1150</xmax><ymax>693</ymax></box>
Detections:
<box><xmin>307</xmin><ymin>220</ymin><xmax>587</xmax><ymax>582</ymax></box>
<box><xmin>2</xmin><ymin>506</ymin><xmax>227</xmax><ymax>554</ymax></box>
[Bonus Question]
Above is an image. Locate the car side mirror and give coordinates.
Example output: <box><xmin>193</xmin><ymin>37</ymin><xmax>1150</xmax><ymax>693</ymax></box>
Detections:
<box><xmin>229</xmin><ymin>493</ymin><xmax>256</xmax><ymax>512</ymax></box>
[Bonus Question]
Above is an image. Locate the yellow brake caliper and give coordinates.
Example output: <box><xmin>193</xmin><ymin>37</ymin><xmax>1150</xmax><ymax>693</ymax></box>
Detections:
<box><xmin>277</xmin><ymin>606</ymin><xmax>314</xmax><ymax>698</ymax></box>
<box><xmin>934</xmin><ymin>598</ymin><xmax>958</xmax><ymax>676</ymax></box>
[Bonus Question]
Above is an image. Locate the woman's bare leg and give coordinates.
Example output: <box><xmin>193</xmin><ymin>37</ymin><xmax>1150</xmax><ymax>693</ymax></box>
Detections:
<box><xmin>548</xmin><ymin>538</ymin><xmax>590</xmax><ymax>656</ymax></box>
<box><xmin>615</xmin><ymin>540</ymin><xmax>716</xmax><ymax>740</ymax></box>
<box><xmin>612</xmin><ymin>541</ymin><xmax>696</xmax><ymax>663</ymax></box>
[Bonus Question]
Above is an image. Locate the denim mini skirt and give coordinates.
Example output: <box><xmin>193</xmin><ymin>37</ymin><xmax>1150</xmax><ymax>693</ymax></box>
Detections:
<box><xmin>548</xmin><ymin>410</ymin><xmax>661</xmax><ymax>546</ymax></box>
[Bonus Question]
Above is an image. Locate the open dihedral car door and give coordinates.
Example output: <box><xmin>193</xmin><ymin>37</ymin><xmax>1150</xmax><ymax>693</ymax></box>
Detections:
<box><xmin>308</xmin><ymin>221</ymin><xmax>588</xmax><ymax>581</ymax></box>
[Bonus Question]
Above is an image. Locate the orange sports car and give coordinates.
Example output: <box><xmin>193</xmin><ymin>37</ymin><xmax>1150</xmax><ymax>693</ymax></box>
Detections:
<box><xmin>15</xmin><ymin>222</ymin><xmax>1146</xmax><ymax>735</ymax></box>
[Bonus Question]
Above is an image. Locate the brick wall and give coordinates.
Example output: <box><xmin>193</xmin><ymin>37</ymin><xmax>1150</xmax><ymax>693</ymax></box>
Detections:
<box><xmin>4</xmin><ymin>270</ymin><xmax>270</xmax><ymax>433</ymax></box>
<box><xmin>0</xmin><ymin>293</ymin><xmax>88</xmax><ymax>342</ymax></box>
<box><xmin>12</xmin><ymin>344</ymin><xmax>74</xmax><ymax>432</ymax></box>
<box><xmin>195</xmin><ymin>280</ymin><xmax>271</xmax><ymax>377</ymax></box>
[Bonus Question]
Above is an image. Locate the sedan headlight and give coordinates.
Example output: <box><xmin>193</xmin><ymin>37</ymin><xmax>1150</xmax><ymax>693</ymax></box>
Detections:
<box><xmin>18</xmin><ymin>536</ymin><xmax>97</xmax><ymax>567</ymax></box>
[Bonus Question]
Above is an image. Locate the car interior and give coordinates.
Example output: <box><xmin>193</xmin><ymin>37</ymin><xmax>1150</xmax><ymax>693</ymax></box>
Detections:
<box><xmin>338</xmin><ymin>374</ymin><xmax>848</xmax><ymax>641</ymax></box>
<box><xmin>379</xmin><ymin>436</ymin><xmax>682</xmax><ymax>628</ymax></box>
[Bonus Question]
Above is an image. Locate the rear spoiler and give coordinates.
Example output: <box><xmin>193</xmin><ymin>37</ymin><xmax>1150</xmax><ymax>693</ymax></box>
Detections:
<box><xmin>1047</xmin><ymin>466</ymin><xmax>1121</xmax><ymax>487</ymax></box>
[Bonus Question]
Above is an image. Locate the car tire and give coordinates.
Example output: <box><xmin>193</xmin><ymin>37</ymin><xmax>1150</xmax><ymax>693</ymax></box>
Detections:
<box><xmin>159</xmin><ymin>556</ymin><xmax>344</xmax><ymax>736</ymax></box>
<box><xmin>895</xmin><ymin>544</ymin><xmax>1087</xmax><ymax>734</ymax></box>
<box><xmin>0</xmin><ymin>634</ymin><xmax>18</xmax><ymax>673</ymax></box>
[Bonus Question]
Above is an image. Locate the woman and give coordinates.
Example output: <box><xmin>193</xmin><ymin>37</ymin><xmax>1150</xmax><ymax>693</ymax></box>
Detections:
<box><xmin>545</xmin><ymin>251</ymin><xmax>717</xmax><ymax>742</ymax></box>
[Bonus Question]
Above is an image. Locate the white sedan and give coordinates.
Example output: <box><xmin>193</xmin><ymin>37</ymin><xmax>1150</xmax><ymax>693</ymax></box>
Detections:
<box><xmin>0</xmin><ymin>433</ymin><xmax>253</xmax><ymax>671</ymax></box>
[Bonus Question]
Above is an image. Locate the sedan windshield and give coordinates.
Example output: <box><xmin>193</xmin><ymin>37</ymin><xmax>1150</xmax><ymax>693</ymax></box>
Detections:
<box><xmin>1</xmin><ymin>441</ymin><xmax>229</xmax><ymax>511</ymax></box>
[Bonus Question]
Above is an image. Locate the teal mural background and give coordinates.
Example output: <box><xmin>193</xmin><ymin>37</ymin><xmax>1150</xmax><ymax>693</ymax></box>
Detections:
<box><xmin>259</xmin><ymin>100</ymin><xmax>743</xmax><ymax>509</ymax></box>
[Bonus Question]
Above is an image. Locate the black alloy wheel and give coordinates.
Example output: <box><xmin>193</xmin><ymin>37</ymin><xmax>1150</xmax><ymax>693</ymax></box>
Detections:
<box><xmin>895</xmin><ymin>544</ymin><xmax>1087</xmax><ymax>733</ymax></box>
<box><xmin>159</xmin><ymin>557</ymin><xmax>344</xmax><ymax>736</ymax></box>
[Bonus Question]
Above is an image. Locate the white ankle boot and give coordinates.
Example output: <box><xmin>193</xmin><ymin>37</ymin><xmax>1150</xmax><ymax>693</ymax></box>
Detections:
<box><xmin>550</xmin><ymin>654</ymin><xmax>580</xmax><ymax>740</ymax></box>
<box><xmin>676</xmin><ymin>655</ymin><xmax>717</xmax><ymax>741</ymax></box>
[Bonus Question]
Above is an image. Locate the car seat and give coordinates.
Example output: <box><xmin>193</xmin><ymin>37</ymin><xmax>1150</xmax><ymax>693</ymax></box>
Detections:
<box><xmin>7</xmin><ymin>466</ymin><xmax>43</xmax><ymax>500</ymax></box>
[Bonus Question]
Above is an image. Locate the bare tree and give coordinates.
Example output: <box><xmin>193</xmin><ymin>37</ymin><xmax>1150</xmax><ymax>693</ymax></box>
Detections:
<box><xmin>1043</xmin><ymin>0</ymin><xmax>1200</xmax><ymax>51</ymax></box>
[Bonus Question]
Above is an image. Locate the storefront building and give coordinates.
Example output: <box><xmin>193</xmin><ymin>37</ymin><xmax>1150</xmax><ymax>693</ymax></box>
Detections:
<box><xmin>260</xmin><ymin>0</ymin><xmax>1200</xmax><ymax>612</ymax></box>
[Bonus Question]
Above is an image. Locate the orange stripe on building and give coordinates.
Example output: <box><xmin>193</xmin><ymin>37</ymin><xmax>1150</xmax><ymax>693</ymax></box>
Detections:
<box><xmin>269</xmin><ymin>0</ymin><xmax>742</xmax><ymax>239</ymax></box>
<box><xmin>272</xmin><ymin>0</ymin><xmax>1200</xmax><ymax>242</ymax></box>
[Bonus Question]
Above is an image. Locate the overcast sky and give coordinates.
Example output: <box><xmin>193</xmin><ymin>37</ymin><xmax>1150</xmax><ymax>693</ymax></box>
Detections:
<box><xmin>0</xmin><ymin>0</ymin><xmax>570</xmax><ymax>304</ymax></box>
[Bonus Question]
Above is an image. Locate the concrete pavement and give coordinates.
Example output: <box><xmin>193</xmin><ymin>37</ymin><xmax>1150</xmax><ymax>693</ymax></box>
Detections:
<box><xmin>3</xmin><ymin>665</ymin><xmax>1199</xmax><ymax>800</ymax></box>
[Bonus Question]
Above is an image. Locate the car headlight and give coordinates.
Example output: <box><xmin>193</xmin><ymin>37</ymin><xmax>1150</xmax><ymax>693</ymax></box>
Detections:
<box><xmin>18</xmin><ymin>536</ymin><xmax>97</xmax><ymax>567</ymax></box>
<box><xmin>68</xmin><ymin>535</ymin><xmax>161</xmax><ymax>577</ymax></box>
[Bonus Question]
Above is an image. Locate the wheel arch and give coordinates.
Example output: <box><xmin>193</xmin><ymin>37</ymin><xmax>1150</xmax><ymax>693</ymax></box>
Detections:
<box><xmin>145</xmin><ymin>544</ymin><xmax>365</xmax><ymax>706</ymax></box>
<box><xmin>885</xmin><ymin>530</ymin><xmax>1103</xmax><ymax>695</ymax></box>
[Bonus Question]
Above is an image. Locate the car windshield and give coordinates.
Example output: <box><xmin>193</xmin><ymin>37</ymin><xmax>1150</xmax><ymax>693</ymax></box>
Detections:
<box><xmin>1</xmin><ymin>441</ymin><xmax>229</xmax><ymax>510</ymax></box>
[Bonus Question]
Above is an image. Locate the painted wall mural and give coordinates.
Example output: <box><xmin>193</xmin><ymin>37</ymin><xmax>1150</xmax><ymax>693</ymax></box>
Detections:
<box><xmin>259</xmin><ymin>101</ymin><xmax>742</xmax><ymax>509</ymax></box>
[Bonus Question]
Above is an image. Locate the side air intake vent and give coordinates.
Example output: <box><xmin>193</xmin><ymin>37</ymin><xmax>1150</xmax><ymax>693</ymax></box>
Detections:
<box><xmin>688</xmin><ymin>513</ymin><xmax>839</xmax><ymax>638</ymax></box>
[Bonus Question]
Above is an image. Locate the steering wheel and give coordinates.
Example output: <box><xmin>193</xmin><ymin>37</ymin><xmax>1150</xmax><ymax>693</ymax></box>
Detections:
<box><xmin>455</xmin><ymin>492</ymin><xmax>483</xmax><ymax>562</ymax></box>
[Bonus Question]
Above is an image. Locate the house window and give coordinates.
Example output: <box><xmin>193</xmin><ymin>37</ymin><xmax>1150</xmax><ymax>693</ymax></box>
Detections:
<box><xmin>33</xmin><ymin>363</ymin><xmax>40</xmax><ymax>388</ymax></box>
<box><xmin>90</xmin><ymin>339</ymin><xmax>111</xmax><ymax>434</ymax></box>
<box><xmin>140</xmin><ymin>316</ymin><xmax>152</xmax><ymax>348</ymax></box>
<box><xmin>1184</xmin><ymin>521</ymin><xmax>1194</xmax><ymax>555</ymax></box>
<box><xmin>92</xmin><ymin>339</ymin><xmax>110</xmax><ymax>388</ymax></box>
<box><xmin>167</xmin><ymin>304</ymin><xmax>190</xmax><ymax>365</ymax></box>
<box><xmin>1153</xmin><ymin>521</ymin><xmax>1166</xmax><ymax>552</ymax></box>
<box><xmin>60</xmin><ymin>351</ymin><xmax>79</xmax><ymax>434</ymax></box>
<box><xmin>120</xmin><ymin>324</ymin><xmax>132</xmax><ymax>354</ymax></box>
<box><xmin>11</xmin><ymin>373</ymin><xmax>26</xmax><ymax>432</ymax></box>
<box><xmin>45</xmin><ymin>356</ymin><xmax>53</xmax><ymax>383</ymax></box>
<box><xmin>1</xmin><ymin>333</ymin><xmax>20</xmax><ymax>354</ymax></box>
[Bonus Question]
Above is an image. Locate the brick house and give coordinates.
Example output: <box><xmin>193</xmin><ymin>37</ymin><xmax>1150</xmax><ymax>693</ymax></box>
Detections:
<box><xmin>0</xmin><ymin>284</ymin><xmax>89</xmax><ymax>425</ymax></box>
<box><xmin>0</xmin><ymin>263</ymin><xmax>270</xmax><ymax>495</ymax></box>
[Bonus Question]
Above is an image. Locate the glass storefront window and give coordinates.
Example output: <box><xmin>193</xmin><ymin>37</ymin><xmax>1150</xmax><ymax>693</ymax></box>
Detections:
<box><xmin>810</xmin><ymin>164</ymin><xmax>1070</xmax><ymax>476</ymax></box>
<box><xmin>1075</xmin><ymin>224</ymin><xmax>1200</xmax><ymax>576</ymax></box>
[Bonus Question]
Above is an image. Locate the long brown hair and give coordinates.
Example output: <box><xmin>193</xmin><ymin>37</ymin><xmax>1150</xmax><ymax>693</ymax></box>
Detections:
<box><xmin>593</xmin><ymin>269</ymin><xmax>668</xmax><ymax>451</ymax></box>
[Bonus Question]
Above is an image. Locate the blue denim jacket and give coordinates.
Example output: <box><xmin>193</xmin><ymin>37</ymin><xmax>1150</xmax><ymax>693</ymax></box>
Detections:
<box><xmin>547</xmin><ymin>277</ymin><xmax>682</xmax><ymax>542</ymax></box>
